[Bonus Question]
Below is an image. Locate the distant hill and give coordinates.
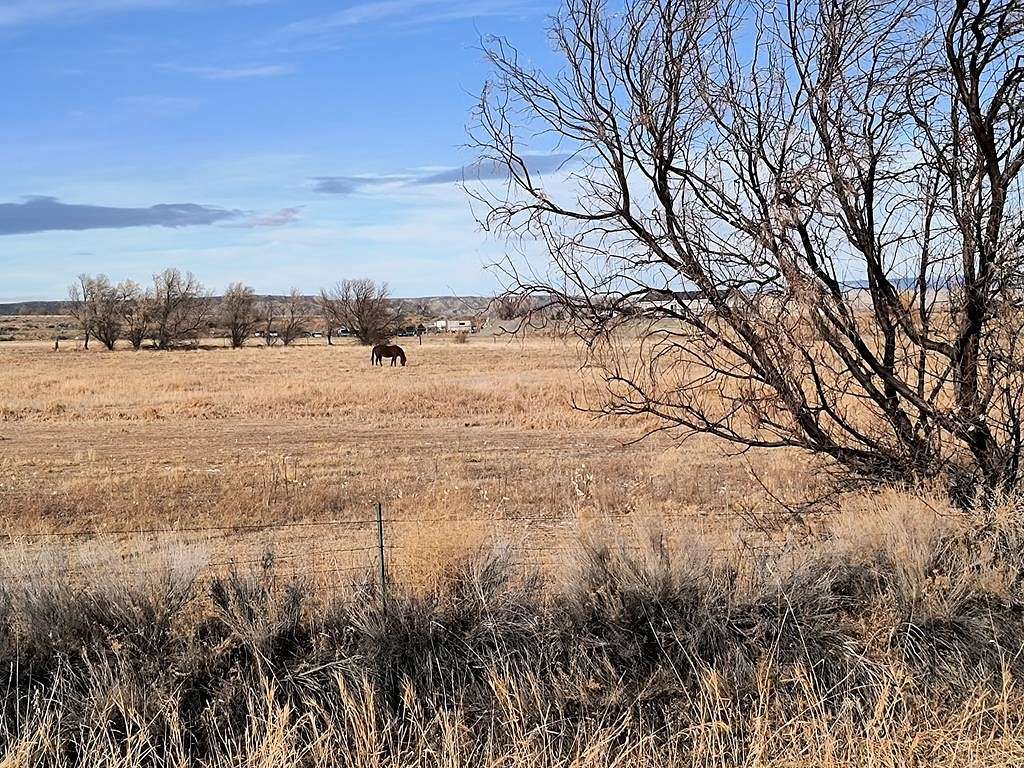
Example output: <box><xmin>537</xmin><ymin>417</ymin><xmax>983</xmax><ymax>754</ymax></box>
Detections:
<box><xmin>393</xmin><ymin>295</ymin><xmax>490</xmax><ymax>318</ymax></box>
<box><xmin>0</xmin><ymin>300</ymin><xmax>67</xmax><ymax>315</ymax></box>
<box><xmin>0</xmin><ymin>295</ymin><xmax>492</xmax><ymax>319</ymax></box>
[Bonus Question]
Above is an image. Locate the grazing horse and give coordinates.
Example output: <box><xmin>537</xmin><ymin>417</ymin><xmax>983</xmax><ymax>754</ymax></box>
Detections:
<box><xmin>371</xmin><ymin>343</ymin><xmax>407</xmax><ymax>366</ymax></box>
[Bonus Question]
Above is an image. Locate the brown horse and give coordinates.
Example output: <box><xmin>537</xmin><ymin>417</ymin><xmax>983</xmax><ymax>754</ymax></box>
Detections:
<box><xmin>371</xmin><ymin>343</ymin><xmax>407</xmax><ymax>366</ymax></box>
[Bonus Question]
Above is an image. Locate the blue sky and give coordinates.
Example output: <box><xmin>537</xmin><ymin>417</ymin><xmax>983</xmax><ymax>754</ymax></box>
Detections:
<box><xmin>0</xmin><ymin>0</ymin><xmax>559</xmax><ymax>300</ymax></box>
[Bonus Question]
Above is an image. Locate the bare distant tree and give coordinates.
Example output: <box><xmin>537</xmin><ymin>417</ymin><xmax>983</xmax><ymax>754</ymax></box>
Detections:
<box><xmin>221</xmin><ymin>283</ymin><xmax>259</xmax><ymax>349</ymax></box>
<box><xmin>475</xmin><ymin>0</ymin><xmax>1024</xmax><ymax>507</ymax></box>
<box><xmin>66</xmin><ymin>274</ymin><xmax>97</xmax><ymax>349</ymax></box>
<box><xmin>119</xmin><ymin>281</ymin><xmax>152</xmax><ymax>351</ymax></box>
<box><xmin>258</xmin><ymin>299</ymin><xmax>278</xmax><ymax>346</ymax></box>
<box><xmin>148</xmin><ymin>269</ymin><xmax>212</xmax><ymax>349</ymax></box>
<box><xmin>90</xmin><ymin>276</ymin><xmax>126</xmax><ymax>351</ymax></box>
<box><xmin>491</xmin><ymin>292</ymin><xmax>530</xmax><ymax>320</ymax></box>
<box><xmin>317</xmin><ymin>290</ymin><xmax>336</xmax><ymax>345</ymax></box>
<box><xmin>279</xmin><ymin>289</ymin><xmax>308</xmax><ymax>346</ymax></box>
<box><xmin>67</xmin><ymin>274</ymin><xmax>125</xmax><ymax>351</ymax></box>
<box><xmin>320</xmin><ymin>279</ymin><xmax>403</xmax><ymax>345</ymax></box>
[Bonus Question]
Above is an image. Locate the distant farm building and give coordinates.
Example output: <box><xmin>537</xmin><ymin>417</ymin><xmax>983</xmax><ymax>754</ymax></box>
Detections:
<box><xmin>435</xmin><ymin>319</ymin><xmax>478</xmax><ymax>333</ymax></box>
<box><xmin>632</xmin><ymin>289</ymin><xmax>713</xmax><ymax>315</ymax></box>
<box><xmin>631</xmin><ymin>288</ymin><xmax>743</xmax><ymax>316</ymax></box>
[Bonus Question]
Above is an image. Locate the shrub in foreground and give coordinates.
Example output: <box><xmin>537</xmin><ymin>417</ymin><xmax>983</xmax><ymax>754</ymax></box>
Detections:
<box><xmin>2</xmin><ymin>520</ymin><xmax>1024</xmax><ymax>767</ymax></box>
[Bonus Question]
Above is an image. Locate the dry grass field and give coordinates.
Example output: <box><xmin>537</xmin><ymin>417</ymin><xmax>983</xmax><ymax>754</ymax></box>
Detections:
<box><xmin>0</xmin><ymin>332</ymin><xmax>817</xmax><ymax>586</ymax></box>
<box><xmin>5</xmin><ymin>329</ymin><xmax>1024</xmax><ymax>768</ymax></box>
<box><xmin>0</xmin><ymin>313</ymin><xmax>71</xmax><ymax>342</ymax></box>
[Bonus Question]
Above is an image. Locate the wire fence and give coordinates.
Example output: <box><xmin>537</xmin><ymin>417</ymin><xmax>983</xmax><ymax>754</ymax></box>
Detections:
<box><xmin>0</xmin><ymin>491</ymin><xmax>800</xmax><ymax>599</ymax></box>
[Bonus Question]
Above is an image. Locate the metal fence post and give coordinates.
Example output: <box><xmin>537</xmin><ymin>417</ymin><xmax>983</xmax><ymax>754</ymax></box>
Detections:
<box><xmin>376</xmin><ymin>500</ymin><xmax>388</xmax><ymax>611</ymax></box>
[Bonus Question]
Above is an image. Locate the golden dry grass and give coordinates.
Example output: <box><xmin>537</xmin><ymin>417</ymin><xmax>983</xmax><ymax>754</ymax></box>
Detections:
<box><xmin>4</xmin><ymin>331</ymin><xmax>1024</xmax><ymax>767</ymax></box>
<box><xmin>0</xmin><ymin>333</ymin><xmax>822</xmax><ymax>587</ymax></box>
<box><xmin>3</xmin><ymin>486</ymin><xmax>1022</xmax><ymax>768</ymax></box>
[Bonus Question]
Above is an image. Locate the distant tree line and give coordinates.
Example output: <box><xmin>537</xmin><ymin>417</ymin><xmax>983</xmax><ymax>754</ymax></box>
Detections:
<box><xmin>67</xmin><ymin>269</ymin><xmax>214</xmax><ymax>351</ymax></box>
<box><xmin>66</xmin><ymin>270</ymin><xmax>407</xmax><ymax>350</ymax></box>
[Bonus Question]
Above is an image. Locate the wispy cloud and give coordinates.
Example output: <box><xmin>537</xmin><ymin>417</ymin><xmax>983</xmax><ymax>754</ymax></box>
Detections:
<box><xmin>163</xmin><ymin>63</ymin><xmax>295</xmax><ymax>80</ymax></box>
<box><xmin>0</xmin><ymin>196</ymin><xmax>241</xmax><ymax>235</ymax></box>
<box><xmin>0</xmin><ymin>1</ymin><xmax>184</xmax><ymax>27</ymax></box>
<box><xmin>235</xmin><ymin>207</ymin><xmax>302</xmax><ymax>228</ymax></box>
<box><xmin>311</xmin><ymin>175</ymin><xmax>407</xmax><ymax>195</ymax></box>
<box><xmin>312</xmin><ymin>155</ymin><xmax>574</xmax><ymax>196</ymax></box>
<box><xmin>277</xmin><ymin>0</ymin><xmax>542</xmax><ymax>47</ymax></box>
<box><xmin>116</xmin><ymin>94</ymin><xmax>200</xmax><ymax>119</ymax></box>
<box><xmin>0</xmin><ymin>1</ymin><xmax>274</xmax><ymax>27</ymax></box>
<box><xmin>415</xmin><ymin>154</ymin><xmax>574</xmax><ymax>184</ymax></box>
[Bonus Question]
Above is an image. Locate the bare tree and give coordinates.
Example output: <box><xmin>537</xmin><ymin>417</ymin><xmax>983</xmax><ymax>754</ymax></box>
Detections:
<box><xmin>258</xmin><ymin>299</ymin><xmax>279</xmax><ymax>345</ymax></box>
<box><xmin>491</xmin><ymin>292</ymin><xmax>531</xmax><ymax>320</ymax></box>
<box><xmin>317</xmin><ymin>290</ymin><xmax>336</xmax><ymax>345</ymax></box>
<box><xmin>475</xmin><ymin>0</ymin><xmax>1024</xmax><ymax>506</ymax></box>
<box><xmin>119</xmin><ymin>281</ymin><xmax>152</xmax><ymax>351</ymax></box>
<box><xmin>148</xmin><ymin>268</ymin><xmax>212</xmax><ymax>349</ymax></box>
<box><xmin>90</xmin><ymin>276</ymin><xmax>126</xmax><ymax>351</ymax></box>
<box><xmin>320</xmin><ymin>279</ymin><xmax>403</xmax><ymax>345</ymax></box>
<box><xmin>67</xmin><ymin>274</ymin><xmax>125</xmax><ymax>350</ymax></box>
<box><xmin>221</xmin><ymin>283</ymin><xmax>259</xmax><ymax>349</ymax></box>
<box><xmin>279</xmin><ymin>289</ymin><xmax>308</xmax><ymax>346</ymax></box>
<box><xmin>66</xmin><ymin>274</ymin><xmax>97</xmax><ymax>350</ymax></box>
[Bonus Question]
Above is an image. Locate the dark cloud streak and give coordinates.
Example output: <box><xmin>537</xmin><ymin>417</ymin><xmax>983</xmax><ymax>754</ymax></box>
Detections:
<box><xmin>312</xmin><ymin>154</ymin><xmax>574</xmax><ymax>196</ymax></box>
<box><xmin>312</xmin><ymin>176</ymin><xmax>400</xmax><ymax>194</ymax></box>
<box><xmin>0</xmin><ymin>196</ymin><xmax>241</xmax><ymax>235</ymax></box>
<box><xmin>415</xmin><ymin>154</ymin><xmax>574</xmax><ymax>184</ymax></box>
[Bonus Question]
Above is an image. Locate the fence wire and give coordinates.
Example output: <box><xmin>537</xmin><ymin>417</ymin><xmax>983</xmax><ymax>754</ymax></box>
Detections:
<box><xmin>0</xmin><ymin>495</ymin><xmax>794</xmax><ymax>598</ymax></box>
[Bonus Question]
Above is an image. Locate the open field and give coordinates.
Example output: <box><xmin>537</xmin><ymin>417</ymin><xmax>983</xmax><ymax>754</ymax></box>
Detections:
<box><xmin>5</xmin><ymin>331</ymin><xmax>1024</xmax><ymax>767</ymax></box>
<box><xmin>0</xmin><ymin>334</ymin><xmax>818</xmax><ymax>588</ymax></box>
<box><xmin>0</xmin><ymin>314</ymin><xmax>70</xmax><ymax>342</ymax></box>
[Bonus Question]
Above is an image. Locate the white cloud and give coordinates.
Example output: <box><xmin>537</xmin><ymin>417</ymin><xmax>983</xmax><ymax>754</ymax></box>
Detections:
<box><xmin>234</xmin><ymin>207</ymin><xmax>302</xmax><ymax>228</ymax></box>
<box><xmin>115</xmin><ymin>94</ymin><xmax>201</xmax><ymax>119</ymax></box>
<box><xmin>0</xmin><ymin>148</ymin><xmax>573</xmax><ymax>299</ymax></box>
<box><xmin>0</xmin><ymin>1</ymin><xmax>182</xmax><ymax>27</ymax></box>
<box><xmin>276</xmin><ymin>0</ymin><xmax>543</xmax><ymax>47</ymax></box>
<box><xmin>163</xmin><ymin>63</ymin><xmax>295</xmax><ymax>80</ymax></box>
<box><xmin>0</xmin><ymin>0</ymin><xmax>272</xmax><ymax>27</ymax></box>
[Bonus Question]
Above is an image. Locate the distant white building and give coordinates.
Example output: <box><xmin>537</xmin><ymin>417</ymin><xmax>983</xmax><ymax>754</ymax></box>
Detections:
<box><xmin>435</xmin><ymin>319</ymin><xmax>476</xmax><ymax>333</ymax></box>
<box><xmin>631</xmin><ymin>288</ymin><xmax>744</xmax><ymax>316</ymax></box>
<box><xmin>632</xmin><ymin>289</ymin><xmax>713</xmax><ymax>315</ymax></box>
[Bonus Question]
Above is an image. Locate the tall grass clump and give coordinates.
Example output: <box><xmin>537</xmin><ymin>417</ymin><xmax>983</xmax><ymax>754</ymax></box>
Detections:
<box><xmin>3</xmin><ymin>496</ymin><xmax>1024</xmax><ymax>766</ymax></box>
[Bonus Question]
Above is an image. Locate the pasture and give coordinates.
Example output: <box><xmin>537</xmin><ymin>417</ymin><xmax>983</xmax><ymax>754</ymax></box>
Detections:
<box><xmin>3</xmin><ymin>329</ymin><xmax>1024</xmax><ymax>767</ymax></box>
<box><xmin>0</xmin><ymin>332</ymin><xmax>815</xmax><ymax>586</ymax></box>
